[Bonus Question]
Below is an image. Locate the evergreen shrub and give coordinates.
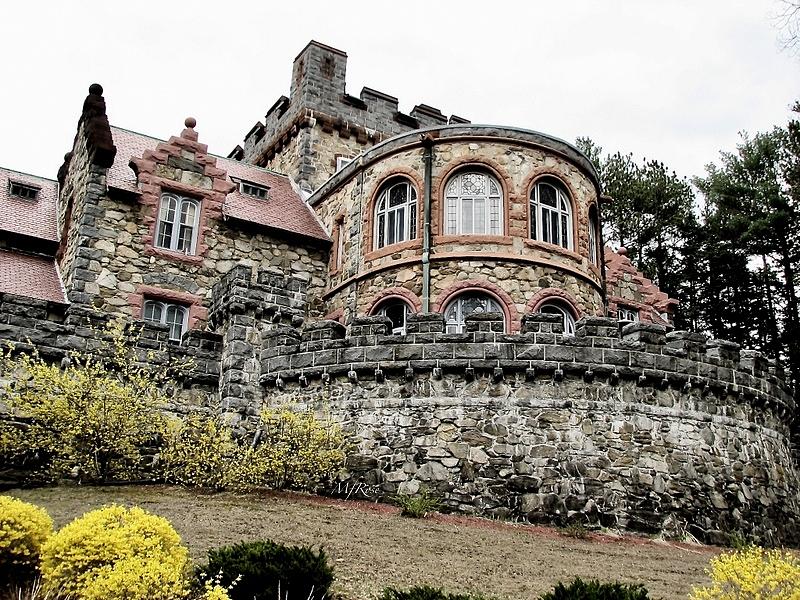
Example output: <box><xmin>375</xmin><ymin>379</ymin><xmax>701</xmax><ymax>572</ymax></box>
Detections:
<box><xmin>198</xmin><ymin>539</ymin><xmax>333</xmax><ymax>600</ymax></box>
<box><xmin>0</xmin><ymin>496</ymin><xmax>53</xmax><ymax>588</ymax></box>
<box><xmin>540</xmin><ymin>578</ymin><xmax>650</xmax><ymax>600</ymax></box>
<box><xmin>40</xmin><ymin>504</ymin><xmax>189</xmax><ymax>600</ymax></box>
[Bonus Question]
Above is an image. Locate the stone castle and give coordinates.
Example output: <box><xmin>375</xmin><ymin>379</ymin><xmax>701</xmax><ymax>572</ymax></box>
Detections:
<box><xmin>0</xmin><ymin>41</ymin><xmax>797</xmax><ymax>544</ymax></box>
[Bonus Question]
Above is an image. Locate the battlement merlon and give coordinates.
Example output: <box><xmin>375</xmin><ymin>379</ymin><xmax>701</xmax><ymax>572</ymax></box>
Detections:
<box><xmin>232</xmin><ymin>41</ymin><xmax>470</xmax><ymax>167</ymax></box>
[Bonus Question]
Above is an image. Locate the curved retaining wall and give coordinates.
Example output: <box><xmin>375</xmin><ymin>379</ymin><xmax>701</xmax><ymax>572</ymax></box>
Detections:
<box><xmin>261</xmin><ymin>312</ymin><xmax>800</xmax><ymax>545</ymax></box>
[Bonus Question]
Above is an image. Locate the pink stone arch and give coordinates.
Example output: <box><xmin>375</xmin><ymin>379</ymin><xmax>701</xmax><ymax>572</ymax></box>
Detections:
<box><xmin>433</xmin><ymin>279</ymin><xmax>520</xmax><ymax>332</ymax></box>
<box><xmin>526</xmin><ymin>287</ymin><xmax>582</xmax><ymax>318</ymax></box>
<box><xmin>366</xmin><ymin>287</ymin><xmax>422</xmax><ymax>315</ymax></box>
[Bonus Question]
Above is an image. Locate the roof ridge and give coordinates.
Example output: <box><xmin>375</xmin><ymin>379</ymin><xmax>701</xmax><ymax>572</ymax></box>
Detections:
<box><xmin>111</xmin><ymin>124</ymin><xmax>292</xmax><ymax>179</ymax></box>
<box><xmin>0</xmin><ymin>166</ymin><xmax>58</xmax><ymax>183</ymax></box>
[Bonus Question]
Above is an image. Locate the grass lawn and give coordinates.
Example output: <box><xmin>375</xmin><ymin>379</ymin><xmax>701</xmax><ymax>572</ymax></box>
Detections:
<box><xmin>8</xmin><ymin>485</ymin><xmax>716</xmax><ymax>600</ymax></box>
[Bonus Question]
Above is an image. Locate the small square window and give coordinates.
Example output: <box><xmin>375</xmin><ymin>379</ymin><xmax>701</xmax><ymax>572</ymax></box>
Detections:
<box><xmin>9</xmin><ymin>182</ymin><xmax>39</xmax><ymax>200</ymax></box>
<box><xmin>336</xmin><ymin>156</ymin><xmax>352</xmax><ymax>171</ymax></box>
<box><xmin>240</xmin><ymin>182</ymin><xmax>269</xmax><ymax>200</ymax></box>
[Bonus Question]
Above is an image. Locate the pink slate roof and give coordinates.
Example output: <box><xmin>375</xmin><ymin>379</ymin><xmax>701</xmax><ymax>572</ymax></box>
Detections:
<box><xmin>0</xmin><ymin>167</ymin><xmax>59</xmax><ymax>242</ymax></box>
<box><xmin>0</xmin><ymin>250</ymin><xmax>67</xmax><ymax>304</ymax></box>
<box><xmin>109</xmin><ymin>126</ymin><xmax>330</xmax><ymax>242</ymax></box>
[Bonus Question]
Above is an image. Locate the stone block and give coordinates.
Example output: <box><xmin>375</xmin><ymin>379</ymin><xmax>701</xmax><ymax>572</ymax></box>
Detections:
<box><xmin>521</xmin><ymin>312</ymin><xmax>562</xmax><ymax>334</ymax></box>
<box><xmin>348</xmin><ymin>314</ymin><xmax>392</xmax><ymax>337</ymax></box>
<box><xmin>301</xmin><ymin>320</ymin><xmax>346</xmax><ymax>342</ymax></box>
<box><xmin>621</xmin><ymin>322</ymin><xmax>666</xmax><ymax>345</ymax></box>
<box><xmin>406</xmin><ymin>312</ymin><xmax>445</xmax><ymax>334</ymax></box>
<box><xmin>464</xmin><ymin>311</ymin><xmax>505</xmax><ymax>333</ymax></box>
<box><xmin>705</xmin><ymin>339</ymin><xmax>741</xmax><ymax>363</ymax></box>
<box><xmin>574</xmin><ymin>316</ymin><xmax>619</xmax><ymax>339</ymax></box>
<box><xmin>666</xmin><ymin>330</ymin><xmax>707</xmax><ymax>354</ymax></box>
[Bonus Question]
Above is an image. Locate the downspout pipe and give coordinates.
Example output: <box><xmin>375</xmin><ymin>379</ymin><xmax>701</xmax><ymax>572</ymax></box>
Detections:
<box><xmin>421</xmin><ymin>135</ymin><xmax>434</xmax><ymax>313</ymax></box>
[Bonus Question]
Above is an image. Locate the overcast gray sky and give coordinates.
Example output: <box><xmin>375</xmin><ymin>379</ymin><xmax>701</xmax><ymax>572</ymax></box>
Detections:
<box><xmin>1</xmin><ymin>1</ymin><xmax>797</xmax><ymax>184</ymax></box>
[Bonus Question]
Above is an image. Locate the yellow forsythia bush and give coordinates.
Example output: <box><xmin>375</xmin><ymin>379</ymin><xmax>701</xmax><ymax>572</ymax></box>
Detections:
<box><xmin>253</xmin><ymin>409</ymin><xmax>347</xmax><ymax>490</ymax></box>
<box><xmin>40</xmin><ymin>504</ymin><xmax>189</xmax><ymax>600</ymax></box>
<box><xmin>160</xmin><ymin>413</ymin><xmax>242</xmax><ymax>490</ymax></box>
<box><xmin>690</xmin><ymin>545</ymin><xmax>800</xmax><ymax>600</ymax></box>
<box><xmin>0</xmin><ymin>495</ymin><xmax>53</xmax><ymax>587</ymax></box>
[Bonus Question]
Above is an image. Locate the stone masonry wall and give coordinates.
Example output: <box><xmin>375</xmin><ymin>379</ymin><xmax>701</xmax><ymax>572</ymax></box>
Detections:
<box><xmin>312</xmin><ymin>136</ymin><xmax>603</xmax><ymax>323</ymax></box>
<box><xmin>260</xmin><ymin>312</ymin><xmax>800</xmax><ymax>545</ymax></box>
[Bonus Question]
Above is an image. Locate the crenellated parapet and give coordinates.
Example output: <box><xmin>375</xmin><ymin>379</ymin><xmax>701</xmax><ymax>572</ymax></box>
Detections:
<box><xmin>260</xmin><ymin>312</ymin><xmax>794</xmax><ymax>418</ymax></box>
<box><xmin>259</xmin><ymin>311</ymin><xmax>799</xmax><ymax>545</ymax></box>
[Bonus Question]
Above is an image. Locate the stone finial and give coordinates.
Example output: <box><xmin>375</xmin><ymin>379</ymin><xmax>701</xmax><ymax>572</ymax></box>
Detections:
<box><xmin>182</xmin><ymin>117</ymin><xmax>198</xmax><ymax>141</ymax></box>
<box><xmin>617</xmin><ymin>246</ymin><xmax>628</xmax><ymax>256</ymax></box>
<box><xmin>89</xmin><ymin>83</ymin><xmax>103</xmax><ymax>96</ymax></box>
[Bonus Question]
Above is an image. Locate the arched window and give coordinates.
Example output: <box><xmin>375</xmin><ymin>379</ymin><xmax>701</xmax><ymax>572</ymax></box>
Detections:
<box><xmin>538</xmin><ymin>300</ymin><xmax>576</xmax><ymax>336</ymax></box>
<box><xmin>530</xmin><ymin>179</ymin><xmax>573</xmax><ymax>250</ymax></box>
<box><xmin>375</xmin><ymin>299</ymin><xmax>412</xmax><ymax>335</ymax></box>
<box><xmin>443</xmin><ymin>293</ymin><xmax>504</xmax><ymax>334</ymax></box>
<box><xmin>588</xmin><ymin>206</ymin><xmax>600</xmax><ymax>266</ymax></box>
<box><xmin>374</xmin><ymin>180</ymin><xmax>418</xmax><ymax>249</ymax></box>
<box><xmin>156</xmin><ymin>193</ymin><xmax>200</xmax><ymax>254</ymax></box>
<box><xmin>444</xmin><ymin>171</ymin><xmax>503</xmax><ymax>235</ymax></box>
<box><xmin>143</xmin><ymin>299</ymin><xmax>188</xmax><ymax>342</ymax></box>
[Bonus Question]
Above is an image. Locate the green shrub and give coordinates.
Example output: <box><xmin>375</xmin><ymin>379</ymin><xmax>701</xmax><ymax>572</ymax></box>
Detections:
<box><xmin>197</xmin><ymin>540</ymin><xmax>333</xmax><ymax>600</ymax></box>
<box><xmin>394</xmin><ymin>488</ymin><xmax>441</xmax><ymax>518</ymax></box>
<box><xmin>379</xmin><ymin>585</ymin><xmax>489</xmax><ymax>600</ymax></box>
<box><xmin>540</xmin><ymin>578</ymin><xmax>650</xmax><ymax>600</ymax></box>
<box><xmin>0</xmin><ymin>496</ymin><xmax>53</xmax><ymax>589</ymax></box>
<box><xmin>40</xmin><ymin>504</ymin><xmax>189</xmax><ymax>600</ymax></box>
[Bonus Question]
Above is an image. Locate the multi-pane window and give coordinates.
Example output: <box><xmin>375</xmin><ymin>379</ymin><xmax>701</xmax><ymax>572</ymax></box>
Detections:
<box><xmin>377</xmin><ymin>300</ymin><xmax>411</xmax><ymax>335</ymax></box>
<box><xmin>143</xmin><ymin>300</ymin><xmax>188</xmax><ymax>342</ymax></box>
<box><xmin>375</xmin><ymin>180</ymin><xmax>418</xmax><ymax>249</ymax></box>
<box><xmin>588</xmin><ymin>210</ymin><xmax>600</xmax><ymax>265</ymax></box>
<box><xmin>530</xmin><ymin>180</ymin><xmax>573</xmax><ymax>250</ymax></box>
<box><xmin>444</xmin><ymin>172</ymin><xmax>503</xmax><ymax>235</ymax></box>
<box><xmin>240</xmin><ymin>182</ymin><xmax>269</xmax><ymax>199</ymax></box>
<box><xmin>444</xmin><ymin>293</ymin><xmax>504</xmax><ymax>334</ymax></box>
<box><xmin>156</xmin><ymin>193</ymin><xmax>200</xmax><ymax>254</ymax></box>
<box><xmin>9</xmin><ymin>182</ymin><xmax>39</xmax><ymax>200</ymax></box>
<box><xmin>617</xmin><ymin>305</ymin><xmax>640</xmax><ymax>323</ymax></box>
<box><xmin>538</xmin><ymin>300</ymin><xmax>576</xmax><ymax>336</ymax></box>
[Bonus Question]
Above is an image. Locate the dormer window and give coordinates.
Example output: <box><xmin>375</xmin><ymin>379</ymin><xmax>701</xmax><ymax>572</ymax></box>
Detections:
<box><xmin>240</xmin><ymin>181</ymin><xmax>269</xmax><ymax>200</ymax></box>
<box><xmin>9</xmin><ymin>182</ymin><xmax>39</xmax><ymax>200</ymax></box>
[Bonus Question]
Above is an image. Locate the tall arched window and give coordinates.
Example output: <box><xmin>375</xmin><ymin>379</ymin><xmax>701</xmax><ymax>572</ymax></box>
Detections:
<box><xmin>538</xmin><ymin>300</ymin><xmax>576</xmax><ymax>336</ymax></box>
<box><xmin>374</xmin><ymin>298</ymin><xmax>412</xmax><ymax>335</ymax></box>
<box><xmin>444</xmin><ymin>171</ymin><xmax>503</xmax><ymax>235</ymax></box>
<box><xmin>588</xmin><ymin>206</ymin><xmax>600</xmax><ymax>266</ymax></box>
<box><xmin>156</xmin><ymin>193</ymin><xmax>200</xmax><ymax>254</ymax></box>
<box><xmin>443</xmin><ymin>293</ymin><xmax>504</xmax><ymax>333</ymax></box>
<box><xmin>530</xmin><ymin>179</ymin><xmax>573</xmax><ymax>250</ymax></box>
<box><xmin>374</xmin><ymin>180</ymin><xmax>418</xmax><ymax>249</ymax></box>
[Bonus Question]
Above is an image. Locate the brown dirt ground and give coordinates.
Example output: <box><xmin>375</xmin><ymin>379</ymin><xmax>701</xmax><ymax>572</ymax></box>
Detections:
<box><xmin>8</xmin><ymin>485</ymin><xmax>718</xmax><ymax>600</ymax></box>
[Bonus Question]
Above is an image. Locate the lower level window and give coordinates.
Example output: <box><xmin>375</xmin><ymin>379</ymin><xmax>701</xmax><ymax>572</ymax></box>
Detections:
<box><xmin>538</xmin><ymin>300</ymin><xmax>576</xmax><ymax>336</ymax></box>
<box><xmin>617</xmin><ymin>305</ymin><xmax>640</xmax><ymax>322</ymax></box>
<box><xmin>143</xmin><ymin>300</ymin><xmax>188</xmax><ymax>342</ymax></box>
<box><xmin>444</xmin><ymin>293</ymin><xmax>504</xmax><ymax>334</ymax></box>
<box><xmin>377</xmin><ymin>300</ymin><xmax>411</xmax><ymax>335</ymax></box>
